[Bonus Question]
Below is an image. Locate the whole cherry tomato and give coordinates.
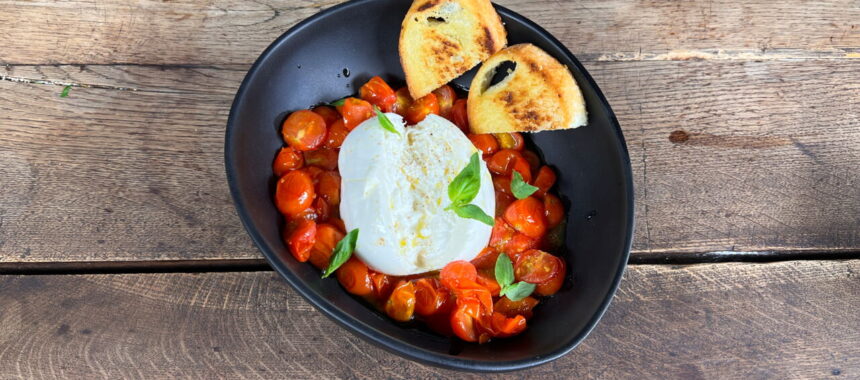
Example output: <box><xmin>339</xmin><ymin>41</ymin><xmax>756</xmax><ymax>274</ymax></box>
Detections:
<box><xmin>275</xmin><ymin>169</ymin><xmax>315</xmax><ymax>218</ymax></box>
<box><xmin>324</xmin><ymin>119</ymin><xmax>349</xmax><ymax>149</ymax></box>
<box><xmin>432</xmin><ymin>85</ymin><xmax>457</xmax><ymax>118</ymax></box>
<box><xmin>359</xmin><ymin>76</ymin><xmax>397</xmax><ymax>112</ymax></box>
<box><xmin>533</xmin><ymin>166</ymin><xmax>557</xmax><ymax>197</ymax></box>
<box><xmin>336</xmin><ymin>257</ymin><xmax>374</xmax><ymax>296</ymax></box>
<box><xmin>316</xmin><ymin>171</ymin><xmax>341</xmax><ymax>207</ymax></box>
<box><xmin>308</xmin><ymin>223</ymin><xmax>344</xmax><ymax>269</ymax></box>
<box><xmin>312</xmin><ymin>105</ymin><xmax>340</xmax><ymax>127</ymax></box>
<box><xmin>286</xmin><ymin>219</ymin><xmax>316</xmax><ymax>262</ymax></box>
<box><xmin>385</xmin><ymin>280</ymin><xmax>416</xmax><ymax>322</ymax></box>
<box><xmin>534</xmin><ymin>258</ymin><xmax>566</xmax><ymax>296</ymax></box>
<box><xmin>405</xmin><ymin>93</ymin><xmax>440</xmax><ymax>124</ymax></box>
<box><xmin>543</xmin><ymin>193</ymin><xmax>564</xmax><ymax>229</ymax></box>
<box><xmin>440</xmin><ymin>260</ymin><xmax>477</xmax><ymax>290</ymax></box>
<box><xmin>450</xmin><ymin>99</ymin><xmax>469</xmax><ymax>132</ymax></box>
<box><xmin>490</xmin><ymin>313</ymin><xmax>527</xmax><ymax>337</ymax></box>
<box><xmin>413</xmin><ymin>278</ymin><xmax>450</xmax><ymax>316</ymax></box>
<box><xmin>304</xmin><ymin>148</ymin><xmax>338</xmax><ymax>170</ymax></box>
<box><xmin>336</xmin><ymin>97</ymin><xmax>374</xmax><ymax>130</ymax></box>
<box><xmin>468</xmin><ymin>134</ymin><xmax>499</xmax><ymax>156</ymax></box>
<box><xmin>282</xmin><ymin>110</ymin><xmax>327</xmax><ymax>151</ymax></box>
<box><xmin>504</xmin><ymin>197</ymin><xmax>547</xmax><ymax>238</ymax></box>
<box><xmin>494</xmin><ymin>296</ymin><xmax>539</xmax><ymax>319</ymax></box>
<box><xmin>272</xmin><ymin>146</ymin><xmax>303</xmax><ymax>177</ymax></box>
<box><xmin>391</xmin><ymin>87</ymin><xmax>413</xmax><ymax>116</ymax></box>
<box><xmin>514</xmin><ymin>249</ymin><xmax>562</xmax><ymax>284</ymax></box>
<box><xmin>494</xmin><ymin>132</ymin><xmax>524</xmax><ymax>151</ymax></box>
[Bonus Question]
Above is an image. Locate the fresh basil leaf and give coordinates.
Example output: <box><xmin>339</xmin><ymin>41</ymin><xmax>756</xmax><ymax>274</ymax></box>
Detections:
<box><xmin>511</xmin><ymin>170</ymin><xmax>538</xmax><ymax>199</ymax></box>
<box><xmin>329</xmin><ymin>98</ymin><xmax>346</xmax><ymax>107</ymax></box>
<box><xmin>60</xmin><ymin>85</ymin><xmax>71</xmax><ymax>98</ymax></box>
<box><xmin>322</xmin><ymin>228</ymin><xmax>359</xmax><ymax>278</ymax></box>
<box><xmin>495</xmin><ymin>253</ymin><xmax>514</xmax><ymax>288</ymax></box>
<box><xmin>451</xmin><ymin>203</ymin><xmax>494</xmax><ymax>226</ymax></box>
<box><xmin>447</xmin><ymin>152</ymin><xmax>481</xmax><ymax>205</ymax></box>
<box><xmin>502</xmin><ymin>281</ymin><xmax>536</xmax><ymax>301</ymax></box>
<box><xmin>374</xmin><ymin>106</ymin><xmax>401</xmax><ymax>135</ymax></box>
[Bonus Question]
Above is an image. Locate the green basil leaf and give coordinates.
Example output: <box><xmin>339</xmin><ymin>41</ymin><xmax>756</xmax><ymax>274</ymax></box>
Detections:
<box><xmin>502</xmin><ymin>281</ymin><xmax>536</xmax><ymax>301</ymax></box>
<box><xmin>511</xmin><ymin>170</ymin><xmax>539</xmax><ymax>199</ymax></box>
<box><xmin>329</xmin><ymin>98</ymin><xmax>346</xmax><ymax>107</ymax></box>
<box><xmin>59</xmin><ymin>85</ymin><xmax>71</xmax><ymax>98</ymax></box>
<box><xmin>448</xmin><ymin>152</ymin><xmax>481</xmax><ymax>205</ymax></box>
<box><xmin>322</xmin><ymin>228</ymin><xmax>359</xmax><ymax>278</ymax></box>
<box><xmin>452</xmin><ymin>203</ymin><xmax>494</xmax><ymax>226</ymax></box>
<box><xmin>374</xmin><ymin>106</ymin><xmax>401</xmax><ymax>135</ymax></box>
<box><xmin>495</xmin><ymin>253</ymin><xmax>514</xmax><ymax>288</ymax></box>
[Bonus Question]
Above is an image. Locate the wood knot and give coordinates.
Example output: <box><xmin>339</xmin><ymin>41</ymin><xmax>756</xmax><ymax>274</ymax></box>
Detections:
<box><xmin>668</xmin><ymin>130</ymin><xmax>690</xmax><ymax>143</ymax></box>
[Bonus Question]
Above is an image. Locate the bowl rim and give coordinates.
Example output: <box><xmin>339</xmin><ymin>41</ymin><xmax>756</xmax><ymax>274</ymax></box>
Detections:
<box><xmin>224</xmin><ymin>0</ymin><xmax>634</xmax><ymax>372</ymax></box>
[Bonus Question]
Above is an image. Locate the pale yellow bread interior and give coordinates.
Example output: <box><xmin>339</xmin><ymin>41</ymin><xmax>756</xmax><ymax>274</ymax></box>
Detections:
<box><xmin>467</xmin><ymin>43</ymin><xmax>587</xmax><ymax>134</ymax></box>
<box><xmin>399</xmin><ymin>0</ymin><xmax>506</xmax><ymax>99</ymax></box>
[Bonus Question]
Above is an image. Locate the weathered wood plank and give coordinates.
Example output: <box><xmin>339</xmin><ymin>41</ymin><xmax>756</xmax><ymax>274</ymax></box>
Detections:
<box><xmin>1</xmin><ymin>59</ymin><xmax>858</xmax><ymax>262</ymax></box>
<box><xmin>1</xmin><ymin>260</ymin><xmax>857</xmax><ymax>378</ymax></box>
<box><xmin>0</xmin><ymin>0</ymin><xmax>857</xmax><ymax>65</ymax></box>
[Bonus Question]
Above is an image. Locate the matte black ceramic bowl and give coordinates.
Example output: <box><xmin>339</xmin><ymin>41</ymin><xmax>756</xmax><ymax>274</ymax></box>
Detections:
<box><xmin>225</xmin><ymin>0</ymin><xmax>633</xmax><ymax>372</ymax></box>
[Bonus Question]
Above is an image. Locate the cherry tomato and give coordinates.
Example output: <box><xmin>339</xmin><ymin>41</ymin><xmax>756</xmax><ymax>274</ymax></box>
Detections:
<box><xmin>292</xmin><ymin>206</ymin><xmax>318</xmax><ymax>223</ymax></box>
<box><xmin>324</xmin><ymin>119</ymin><xmax>349</xmax><ymax>149</ymax></box>
<box><xmin>328</xmin><ymin>217</ymin><xmax>346</xmax><ymax>233</ymax></box>
<box><xmin>275</xmin><ymin>169</ymin><xmax>315</xmax><ymax>218</ymax></box>
<box><xmin>476</xmin><ymin>273</ymin><xmax>501</xmax><ymax>297</ymax></box>
<box><xmin>522</xmin><ymin>149</ymin><xmax>541</xmax><ymax>174</ymax></box>
<box><xmin>504</xmin><ymin>197</ymin><xmax>547</xmax><ymax>238</ymax></box>
<box><xmin>313</xmin><ymin>197</ymin><xmax>329</xmax><ymax>222</ymax></box>
<box><xmin>494</xmin><ymin>296</ymin><xmax>539</xmax><ymax>319</ymax></box>
<box><xmin>495</xmin><ymin>191</ymin><xmax>515</xmax><ymax>217</ymax></box>
<box><xmin>543</xmin><ymin>193</ymin><xmax>564</xmax><ymax>229</ymax></box>
<box><xmin>282</xmin><ymin>110</ymin><xmax>327</xmax><ymax>151</ymax></box>
<box><xmin>304</xmin><ymin>166</ymin><xmax>323</xmax><ymax>183</ymax></box>
<box><xmin>391</xmin><ymin>87</ymin><xmax>413</xmax><ymax>116</ymax></box>
<box><xmin>450</xmin><ymin>99</ymin><xmax>469</xmax><ymax>133</ymax></box>
<box><xmin>489</xmin><ymin>217</ymin><xmax>537</xmax><ymax>255</ymax></box>
<box><xmin>450</xmin><ymin>297</ymin><xmax>482</xmax><ymax>342</ymax></box>
<box><xmin>336</xmin><ymin>257</ymin><xmax>374</xmax><ymax>296</ymax></box>
<box><xmin>493</xmin><ymin>175</ymin><xmax>512</xmax><ymax>196</ymax></box>
<box><xmin>468</xmin><ymin>134</ymin><xmax>499</xmax><ymax>156</ymax></box>
<box><xmin>534</xmin><ymin>166</ymin><xmax>557</xmax><ymax>197</ymax></box>
<box><xmin>494</xmin><ymin>132</ymin><xmax>524</xmax><ymax>151</ymax></box>
<box><xmin>336</xmin><ymin>97</ymin><xmax>374</xmax><ymax>130</ymax></box>
<box><xmin>470</xmin><ymin>247</ymin><xmax>500</xmax><ymax>270</ymax></box>
<box><xmin>535</xmin><ymin>259</ymin><xmax>565</xmax><ymax>296</ymax></box>
<box><xmin>385</xmin><ymin>280</ymin><xmax>416</xmax><ymax>322</ymax></box>
<box><xmin>371</xmin><ymin>272</ymin><xmax>394</xmax><ymax>299</ymax></box>
<box><xmin>405</xmin><ymin>93</ymin><xmax>440</xmax><ymax>125</ymax></box>
<box><xmin>312</xmin><ymin>105</ymin><xmax>340</xmax><ymax>126</ymax></box>
<box><xmin>286</xmin><ymin>219</ymin><xmax>316</xmax><ymax>262</ymax></box>
<box><xmin>413</xmin><ymin>278</ymin><xmax>450</xmax><ymax>316</ymax></box>
<box><xmin>316</xmin><ymin>171</ymin><xmax>341</xmax><ymax>207</ymax></box>
<box><xmin>511</xmin><ymin>156</ymin><xmax>532</xmax><ymax>183</ymax></box>
<box><xmin>272</xmin><ymin>146</ymin><xmax>303</xmax><ymax>177</ymax></box>
<box><xmin>304</xmin><ymin>148</ymin><xmax>338</xmax><ymax>170</ymax></box>
<box><xmin>309</xmin><ymin>223</ymin><xmax>344</xmax><ymax>269</ymax></box>
<box><xmin>359</xmin><ymin>76</ymin><xmax>397</xmax><ymax>112</ymax></box>
<box><xmin>508</xmin><ymin>232</ymin><xmax>538</xmax><ymax>257</ymax></box>
<box><xmin>514</xmin><ymin>249</ymin><xmax>562</xmax><ymax>284</ymax></box>
<box><xmin>486</xmin><ymin>149</ymin><xmax>524</xmax><ymax>176</ymax></box>
<box><xmin>432</xmin><ymin>85</ymin><xmax>457</xmax><ymax>118</ymax></box>
<box><xmin>490</xmin><ymin>313</ymin><xmax>527</xmax><ymax>337</ymax></box>
<box><xmin>440</xmin><ymin>260</ymin><xmax>477</xmax><ymax>290</ymax></box>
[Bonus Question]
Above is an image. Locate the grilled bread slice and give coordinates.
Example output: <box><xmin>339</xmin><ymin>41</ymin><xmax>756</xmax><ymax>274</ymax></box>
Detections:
<box><xmin>399</xmin><ymin>0</ymin><xmax>506</xmax><ymax>99</ymax></box>
<box><xmin>467</xmin><ymin>43</ymin><xmax>587</xmax><ymax>133</ymax></box>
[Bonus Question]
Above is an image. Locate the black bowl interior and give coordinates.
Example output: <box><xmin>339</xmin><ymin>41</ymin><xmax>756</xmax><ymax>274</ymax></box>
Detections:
<box><xmin>225</xmin><ymin>0</ymin><xmax>633</xmax><ymax>372</ymax></box>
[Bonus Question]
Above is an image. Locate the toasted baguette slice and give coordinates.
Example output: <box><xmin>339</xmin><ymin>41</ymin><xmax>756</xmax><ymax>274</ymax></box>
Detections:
<box><xmin>467</xmin><ymin>44</ymin><xmax>587</xmax><ymax>133</ymax></box>
<box><xmin>399</xmin><ymin>0</ymin><xmax>506</xmax><ymax>99</ymax></box>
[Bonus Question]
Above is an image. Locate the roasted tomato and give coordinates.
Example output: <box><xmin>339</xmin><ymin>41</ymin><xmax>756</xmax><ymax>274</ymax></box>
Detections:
<box><xmin>324</xmin><ymin>119</ymin><xmax>349</xmax><ymax>149</ymax></box>
<box><xmin>275</xmin><ymin>169</ymin><xmax>315</xmax><ymax>218</ymax></box>
<box><xmin>414</xmin><ymin>278</ymin><xmax>451</xmax><ymax>316</ymax></box>
<box><xmin>511</xmin><ymin>156</ymin><xmax>532</xmax><ymax>183</ymax></box>
<box><xmin>312</xmin><ymin>197</ymin><xmax>329</xmax><ymax>221</ymax></box>
<box><xmin>316</xmin><ymin>171</ymin><xmax>341</xmax><ymax>207</ymax></box>
<box><xmin>522</xmin><ymin>150</ymin><xmax>541</xmax><ymax>174</ymax></box>
<box><xmin>486</xmin><ymin>149</ymin><xmax>524</xmax><ymax>176</ymax></box>
<box><xmin>405</xmin><ymin>93</ymin><xmax>440</xmax><ymax>124</ymax></box>
<box><xmin>534</xmin><ymin>259</ymin><xmax>566</xmax><ymax>296</ymax></box>
<box><xmin>468</xmin><ymin>134</ymin><xmax>499</xmax><ymax>156</ymax></box>
<box><xmin>336</xmin><ymin>257</ymin><xmax>374</xmax><ymax>296</ymax></box>
<box><xmin>494</xmin><ymin>132</ymin><xmax>524</xmax><ymax>151</ymax></box>
<box><xmin>450</xmin><ymin>99</ymin><xmax>469</xmax><ymax>132</ymax></box>
<box><xmin>490</xmin><ymin>217</ymin><xmax>538</xmax><ymax>256</ymax></box>
<box><xmin>391</xmin><ymin>87</ymin><xmax>413</xmax><ymax>116</ymax></box>
<box><xmin>514</xmin><ymin>249</ymin><xmax>563</xmax><ymax>285</ymax></box>
<box><xmin>490</xmin><ymin>313</ymin><xmax>527</xmax><ymax>337</ymax></box>
<box><xmin>308</xmin><ymin>223</ymin><xmax>344</xmax><ymax>269</ymax></box>
<box><xmin>432</xmin><ymin>85</ymin><xmax>457</xmax><ymax>118</ymax></box>
<box><xmin>533</xmin><ymin>166</ymin><xmax>557</xmax><ymax>197</ymax></box>
<box><xmin>494</xmin><ymin>296</ymin><xmax>539</xmax><ymax>319</ymax></box>
<box><xmin>304</xmin><ymin>148</ymin><xmax>338</xmax><ymax>170</ymax></box>
<box><xmin>495</xmin><ymin>191</ymin><xmax>515</xmax><ymax>217</ymax></box>
<box><xmin>272</xmin><ymin>146</ymin><xmax>303</xmax><ymax>177</ymax></box>
<box><xmin>371</xmin><ymin>272</ymin><xmax>395</xmax><ymax>299</ymax></box>
<box><xmin>440</xmin><ymin>260</ymin><xmax>477</xmax><ymax>290</ymax></box>
<box><xmin>312</xmin><ymin>105</ymin><xmax>340</xmax><ymax>126</ymax></box>
<box><xmin>328</xmin><ymin>217</ymin><xmax>346</xmax><ymax>233</ymax></box>
<box><xmin>492</xmin><ymin>175</ymin><xmax>512</xmax><ymax>196</ymax></box>
<box><xmin>336</xmin><ymin>97</ymin><xmax>374</xmax><ymax>130</ymax></box>
<box><xmin>385</xmin><ymin>280</ymin><xmax>416</xmax><ymax>322</ymax></box>
<box><xmin>543</xmin><ymin>193</ymin><xmax>564</xmax><ymax>229</ymax></box>
<box><xmin>286</xmin><ymin>219</ymin><xmax>316</xmax><ymax>262</ymax></box>
<box><xmin>359</xmin><ymin>76</ymin><xmax>397</xmax><ymax>112</ymax></box>
<box><xmin>504</xmin><ymin>197</ymin><xmax>547</xmax><ymax>238</ymax></box>
<box><xmin>476</xmin><ymin>273</ymin><xmax>501</xmax><ymax>297</ymax></box>
<box><xmin>470</xmin><ymin>247</ymin><xmax>500</xmax><ymax>270</ymax></box>
<box><xmin>282</xmin><ymin>110</ymin><xmax>327</xmax><ymax>151</ymax></box>
<box><xmin>450</xmin><ymin>296</ymin><xmax>483</xmax><ymax>342</ymax></box>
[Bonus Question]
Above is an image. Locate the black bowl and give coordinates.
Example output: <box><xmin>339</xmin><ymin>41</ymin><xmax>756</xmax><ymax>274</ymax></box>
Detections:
<box><xmin>225</xmin><ymin>0</ymin><xmax>633</xmax><ymax>372</ymax></box>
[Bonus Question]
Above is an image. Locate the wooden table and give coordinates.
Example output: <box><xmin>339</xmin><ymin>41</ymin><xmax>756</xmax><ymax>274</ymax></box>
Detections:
<box><xmin>1</xmin><ymin>0</ymin><xmax>858</xmax><ymax>377</ymax></box>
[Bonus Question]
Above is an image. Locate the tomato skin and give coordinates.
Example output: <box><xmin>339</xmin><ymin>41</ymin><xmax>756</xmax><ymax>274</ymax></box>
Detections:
<box><xmin>308</xmin><ymin>223</ymin><xmax>344</xmax><ymax>269</ymax></box>
<box><xmin>286</xmin><ymin>220</ymin><xmax>316</xmax><ymax>262</ymax></box>
<box><xmin>303</xmin><ymin>148</ymin><xmax>338</xmax><ymax>170</ymax></box>
<box><xmin>282</xmin><ymin>110</ymin><xmax>327</xmax><ymax>151</ymax></box>
<box><xmin>371</xmin><ymin>272</ymin><xmax>394</xmax><ymax>299</ymax></box>
<box><xmin>489</xmin><ymin>217</ymin><xmax>537</xmax><ymax>256</ymax></box>
<box><xmin>272</xmin><ymin>147</ymin><xmax>304</xmax><ymax>177</ymax></box>
<box><xmin>316</xmin><ymin>171</ymin><xmax>341</xmax><ymax>207</ymax></box>
<box><xmin>432</xmin><ymin>85</ymin><xmax>457</xmax><ymax>118</ymax></box>
<box><xmin>324</xmin><ymin>119</ymin><xmax>349</xmax><ymax>149</ymax></box>
<box><xmin>476</xmin><ymin>273</ymin><xmax>501</xmax><ymax>297</ymax></box>
<box><xmin>450</xmin><ymin>99</ymin><xmax>469</xmax><ymax>132</ymax></box>
<box><xmin>275</xmin><ymin>170</ymin><xmax>315</xmax><ymax>218</ymax></box>
<box><xmin>535</xmin><ymin>259</ymin><xmax>566</xmax><ymax>296</ymax></box>
<box><xmin>385</xmin><ymin>280</ymin><xmax>416</xmax><ymax>322</ymax></box>
<box><xmin>494</xmin><ymin>132</ymin><xmax>525</xmax><ymax>151</ymax></box>
<box><xmin>490</xmin><ymin>313</ymin><xmax>527</xmax><ymax>337</ymax></box>
<box><xmin>336</xmin><ymin>97</ymin><xmax>374</xmax><ymax>130</ymax></box>
<box><xmin>312</xmin><ymin>105</ymin><xmax>340</xmax><ymax>126</ymax></box>
<box><xmin>514</xmin><ymin>249</ymin><xmax>562</xmax><ymax>284</ymax></box>
<box><xmin>413</xmin><ymin>278</ymin><xmax>451</xmax><ymax>316</ymax></box>
<box><xmin>543</xmin><ymin>193</ymin><xmax>564</xmax><ymax>229</ymax></box>
<box><xmin>359</xmin><ymin>76</ymin><xmax>397</xmax><ymax>112</ymax></box>
<box><xmin>494</xmin><ymin>296</ymin><xmax>539</xmax><ymax>319</ymax></box>
<box><xmin>405</xmin><ymin>93</ymin><xmax>440</xmax><ymax>124</ymax></box>
<box><xmin>504</xmin><ymin>197</ymin><xmax>547</xmax><ymax>238</ymax></box>
<box><xmin>534</xmin><ymin>166</ymin><xmax>557</xmax><ymax>197</ymax></box>
<box><xmin>470</xmin><ymin>247</ymin><xmax>500</xmax><ymax>270</ymax></box>
<box><xmin>468</xmin><ymin>134</ymin><xmax>499</xmax><ymax>156</ymax></box>
<box><xmin>486</xmin><ymin>149</ymin><xmax>524</xmax><ymax>176</ymax></box>
<box><xmin>450</xmin><ymin>297</ymin><xmax>482</xmax><ymax>342</ymax></box>
<box><xmin>336</xmin><ymin>257</ymin><xmax>374</xmax><ymax>296</ymax></box>
<box><xmin>391</xmin><ymin>87</ymin><xmax>413</xmax><ymax>116</ymax></box>
<box><xmin>440</xmin><ymin>260</ymin><xmax>477</xmax><ymax>290</ymax></box>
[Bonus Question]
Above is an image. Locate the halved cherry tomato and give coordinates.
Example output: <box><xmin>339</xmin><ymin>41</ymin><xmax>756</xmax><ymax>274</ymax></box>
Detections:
<box><xmin>336</xmin><ymin>257</ymin><xmax>374</xmax><ymax>296</ymax></box>
<box><xmin>391</xmin><ymin>87</ymin><xmax>413</xmax><ymax>116</ymax></box>
<box><xmin>489</xmin><ymin>217</ymin><xmax>537</xmax><ymax>256</ymax></box>
<box><xmin>312</xmin><ymin>105</ymin><xmax>340</xmax><ymax>126</ymax></box>
<box><xmin>404</xmin><ymin>93</ymin><xmax>440</xmax><ymax>124</ymax></box>
<box><xmin>476</xmin><ymin>273</ymin><xmax>501</xmax><ymax>297</ymax></box>
<box><xmin>490</xmin><ymin>313</ymin><xmax>527</xmax><ymax>337</ymax></box>
<box><xmin>450</xmin><ymin>297</ymin><xmax>482</xmax><ymax>342</ymax></box>
<box><xmin>508</xmin><ymin>232</ymin><xmax>538</xmax><ymax>257</ymax></box>
<box><xmin>275</xmin><ymin>169</ymin><xmax>315</xmax><ymax>218</ymax></box>
<box><xmin>282</xmin><ymin>110</ymin><xmax>327</xmax><ymax>151</ymax></box>
<box><xmin>543</xmin><ymin>193</ymin><xmax>564</xmax><ymax>229</ymax></box>
<box><xmin>494</xmin><ymin>132</ymin><xmax>524</xmax><ymax>151</ymax></box>
<box><xmin>522</xmin><ymin>150</ymin><xmax>541</xmax><ymax>174</ymax></box>
<box><xmin>470</xmin><ymin>247</ymin><xmax>500</xmax><ymax>270</ymax></box>
<box><xmin>316</xmin><ymin>171</ymin><xmax>341</xmax><ymax>207</ymax></box>
<box><xmin>324</xmin><ymin>119</ymin><xmax>349</xmax><ymax>149</ymax></box>
<box><xmin>440</xmin><ymin>260</ymin><xmax>477</xmax><ymax>290</ymax></box>
<box><xmin>336</xmin><ymin>97</ymin><xmax>374</xmax><ymax>130</ymax></box>
<box><xmin>432</xmin><ymin>85</ymin><xmax>457</xmax><ymax>118</ymax></box>
<box><xmin>371</xmin><ymin>272</ymin><xmax>394</xmax><ymax>299</ymax></box>
<box><xmin>468</xmin><ymin>134</ymin><xmax>499</xmax><ymax>156</ymax></box>
<box><xmin>486</xmin><ymin>149</ymin><xmax>524</xmax><ymax>176</ymax></box>
<box><xmin>385</xmin><ymin>280</ymin><xmax>416</xmax><ymax>322</ymax></box>
<box><xmin>308</xmin><ymin>223</ymin><xmax>344</xmax><ymax>269</ymax></box>
<box><xmin>495</xmin><ymin>191</ymin><xmax>515</xmax><ymax>217</ymax></box>
<box><xmin>534</xmin><ymin>166</ymin><xmax>557</xmax><ymax>197</ymax></box>
<box><xmin>514</xmin><ymin>249</ymin><xmax>562</xmax><ymax>284</ymax></box>
<box><xmin>413</xmin><ymin>278</ymin><xmax>450</xmax><ymax>316</ymax></box>
<box><xmin>272</xmin><ymin>146</ymin><xmax>303</xmax><ymax>177</ymax></box>
<box><xmin>359</xmin><ymin>76</ymin><xmax>397</xmax><ymax>112</ymax></box>
<box><xmin>494</xmin><ymin>296</ymin><xmax>539</xmax><ymax>319</ymax></box>
<box><xmin>286</xmin><ymin>219</ymin><xmax>316</xmax><ymax>262</ymax></box>
<box><xmin>504</xmin><ymin>197</ymin><xmax>547</xmax><ymax>238</ymax></box>
<box><xmin>450</xmin><ymin>99</ymin><xmax>469</xmax><ymax>132</ymax></box>
<box><xmin>304</xmin><ymin>148</ymin><xmax>338</xmax><ymax>170</ymax></box>
<box><xmin>535</xmin><ymin>259</ymin><xmax>566</xmax><ymax>296</ymax></box>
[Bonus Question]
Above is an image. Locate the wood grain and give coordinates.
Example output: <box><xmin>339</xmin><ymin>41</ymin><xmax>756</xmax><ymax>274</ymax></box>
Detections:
<box><xmin>0</xmin><ymin>260</ymin><xmax>857</xmax><ymax>378</ymax></box>
<box><xmin>0</xmin><ymin>0</ymin><xmax>857</xmax><ymax>65</ymax></box>
<box><xmin>1</xmin><ymin>58</ymin><xmax>858</xmax><ymax>262</ymax></box>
